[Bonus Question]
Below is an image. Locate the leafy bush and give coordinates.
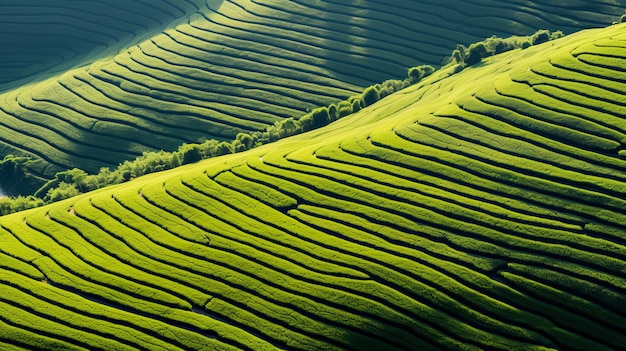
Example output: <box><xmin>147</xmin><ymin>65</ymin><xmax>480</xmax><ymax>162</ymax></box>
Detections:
<box><xmin>408</xmin><ymin>65</ymin><xmax>435</xmax><ymax>84</ymax></box>
<box><xmin>45</xmin><ymin>182</ymin><xmax>80</xmax><ymax>202</ymax></box>
<box><xmin>311</xmin><ymin>107</ymin><xmax>331</xmax><ymax>128</ymax></box>
<box><xmin>362</xmin><ymin>86</ymin><xmax>380</xmax><ymax>107</ymax></box>
<box><xmin>180</xmin><ymin>144</ymin><xmax>203</xmax><ymax>164</ymax></box>
<box><xmin>532</xmin><ymin>30</ymin><xmax>551</xmax><ymax>45</ymax></box>
<box><xmin>465</xmin><ymin>43</ymin><xmax>489</xmax><ymax>66</ymax></box>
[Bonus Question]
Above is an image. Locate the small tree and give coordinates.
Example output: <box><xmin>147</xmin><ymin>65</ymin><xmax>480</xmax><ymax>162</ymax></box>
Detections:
<box><xmin>337</xmin><ymin>101</ymin><xmax>352</xmax><ymax>117</ymax></box>
<box><xmin>215</xmin><ymin>142</ymin><xmax>233</xmax><ymax>156</ymax></box>
<box><xmin>362</xmin><ymin>85</ymin><xmax>380</xmax><ymax>107</ymax></box>
<box><xmin>465</xmin><ymin>43</ymin><xmax>488</xmax><ymax>66</ymax></box>
<box><xmin>532</xmin><ymin>29</ymin><xmax>550</xmax><ymax>45</ymax></box>
<box><xmin>235</xmin><ymin>133</ymin><xmax>254</xmax><ymax>150</ymax></box>
<box><xmin>451</xmin><ymin>44</ymin><xmax>467</xmax><ymax>65</ymax></box>
<box><xmin>327</xmin><ymin>104</ymin><xmax>338</xmax><ymax>121</ymax></box>
<box><xmin>280</xmin><ymin>118</ymin><xmax>298</xmax><ymax>136</ymax></box>
<box><xmin>180</xmin><ymin>144</ymin><xmax>202</xmax><ymax>164</ymax></box>
<box><xmin>55</xmin><ymin>168</ymin><xmax>89</xmax><ymax>192</ymax></box>
<box><xmin>299</xmin><ymin>114</ymin><xmax>315</xmax><ymax>132</ymax></box>
<box><xmin>311</xmin><ymin>107</ymin><xmax>330</xmax><ymax>128</ymax></box>
<box><xmin>45</xmin><ymin>182</ymin><xmax>80</xmax><ymax>202</ymax></box>
<box><xmin>351</xmin><ymin>98</ymin><xmax>362</xmax><ymax>113</ymax></box>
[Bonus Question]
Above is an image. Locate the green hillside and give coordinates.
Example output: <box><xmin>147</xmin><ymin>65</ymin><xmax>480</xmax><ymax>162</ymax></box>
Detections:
<box><xmin>1</xmin><ymin>0</ymin><xmax>625</xmax><ymax>183</ymax></box>
<box><xmin>1</xmin><ymin>23</ymin><xmax>625</xmax><ymax>350</ymax></box>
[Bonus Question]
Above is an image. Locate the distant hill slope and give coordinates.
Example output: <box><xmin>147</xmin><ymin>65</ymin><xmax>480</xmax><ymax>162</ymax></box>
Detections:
<box><xmin>0</xmin><ymin>0</ymin><xmax>207</xmax><ymax>91</ymax></box>
<box><xmin>1</xmin><ymin>23</ymin><xmax>625</xmax><ymax>350</ymax></box>
<box><xmin>1</xmin><ymin>0</ymin><xmax>625</xmax><ymax>179</ymax></box>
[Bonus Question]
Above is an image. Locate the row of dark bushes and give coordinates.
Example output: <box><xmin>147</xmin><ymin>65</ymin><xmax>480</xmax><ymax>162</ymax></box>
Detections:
<box><xmin>0</xmin><ymin>28</ymin><xmax>564</xmax><ymax>215</ymax></box>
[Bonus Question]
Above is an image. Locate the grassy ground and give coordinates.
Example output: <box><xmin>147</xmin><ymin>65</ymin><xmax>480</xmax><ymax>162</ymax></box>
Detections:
<box><xmin>0</xmin><ymin>23</ymin><xmax>625</xmax><ymax>350</ymax></box>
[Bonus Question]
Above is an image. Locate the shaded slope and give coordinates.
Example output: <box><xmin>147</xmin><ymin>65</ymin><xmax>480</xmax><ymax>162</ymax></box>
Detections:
<box><xmin>0</xmin><ymin>0</ymin><xmax>208</xmax><ymax>91</ymax></box>
<box><xmin>1</xmin><ymin>0</ymin><xmax>625</xmax><ymax>179</ymax></box>
<box><xmin>1</xmin><ymin>23</ymin><xmax>625</xmax><ymax>350</ymax></box>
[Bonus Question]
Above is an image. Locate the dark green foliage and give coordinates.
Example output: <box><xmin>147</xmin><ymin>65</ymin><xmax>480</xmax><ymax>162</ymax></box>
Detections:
<box><xmin>408</xmin><ymin>65</ymin><xmax>436</xmax><ymax>84</ymax></box>
<box><xmin>362</xmin><ymin>86</ymin><xmax>380</xmax><ymax>107</ymax></box>
<box><xmin>351</xmin><ymin>98</ymin><xmax>362</xmax><ymax>113</ymax></box>
<box><xmin>232</xmin><ymin>133</ymin><xmax>257</xmax><ymax>153</ymax></box>
<box><xmin>379</xmin><ymin>86</ymin><xmax>390</xmax><ymax>99</ymax></box>
<box><xmin>337</xmin><ymin>101</ymin><xmax>353</xmax><ymax>118</ymax></box>
<box><xmin>0</xmin><ymin>156</ymin><xmax>28</xmax><ymax>187</ymax></box>
<box><xmin>485</xmin><ymin>36</ymin><xmax>514</xmax><ymax>54</ymax></box>
<box><xmin>451</xmin><ymin>44</ymin><xmax>467</xmax><ymax>65</ymax></box>
<box><xmin>328</xmin><ymin>104</ymin><xmax>338</xmax><ymax>122</ymax></box>
<box><xmin>311</xmin><ymin>107</ymin><xmax>331</xmax><ymax>128</ymax></box>
<box><xmin>0</xmin><ymin>156</ymin><xmax>43</xmax><ymax>196</ymax></box>
<box><xmin>215</xmin><ymin>142</ymin><xmax>233</xmax><ymax>156</ymax></box>
<box><xmin>466</xmin><ymin>43</ymin><xmax>489</xmax><ymax>66</ymax></box>
<box><xmin>180</xmin><ymin>144</ymin><xmax>203</xmax><ymax>164</ymax></box>
<box><xmin>451</xmin><ymin>29</ymin><xmax>562</xmax><ymax>68</ymax></box>
<box><xmin>299</xmin><ymin>114</ymin><xmax>315</xmax><ymax>132</ymax></box>
<box><xmin>532</xmin><ymin>30</ymin><xmax>551</xmax><ymax>45</ymax></box>
<box><xmin>55</xmin><ymin>169</ymin><xmax>89</xmax><ymax>192</ymax></box>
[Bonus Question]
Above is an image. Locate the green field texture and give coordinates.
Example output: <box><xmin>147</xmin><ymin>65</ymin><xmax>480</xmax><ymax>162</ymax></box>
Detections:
<box><xmin>0</xmin><ymin>0</ymin><xmax>207</xmax><ymax>91</ymax></box>
<box><xmin>1</xmin><ymin>23</ymin><xmax>625</xmax><ymax>350</ymax></box>
<box><xmin>1</xmin><ymin>0</ymin><xmax>625</xmax><ymax>180</ymax></box>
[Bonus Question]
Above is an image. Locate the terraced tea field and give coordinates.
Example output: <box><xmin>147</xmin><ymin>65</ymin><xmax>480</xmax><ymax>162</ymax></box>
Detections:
<box><xmin>1</xmin><ymin>22</ymin><xmax>625</xmax><ymax>350</ymax></box>
<box><xmin>1</xmin><ymin>0</ymin><xmax>625</xmax><ymax>179</ymax></box>
<box><xmin>0</xmin><ymin>0</ymin><xmax>206</xmax><ymax>90</ymax></box>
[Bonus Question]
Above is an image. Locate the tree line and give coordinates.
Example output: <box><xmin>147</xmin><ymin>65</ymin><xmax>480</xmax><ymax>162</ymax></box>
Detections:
<box><xmin>1</xmin><ymin>28</ymin><xmax>564</xmax><ymax>215</ymax></box>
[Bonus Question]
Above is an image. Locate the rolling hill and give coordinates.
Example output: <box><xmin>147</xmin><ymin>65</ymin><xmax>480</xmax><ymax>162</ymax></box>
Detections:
<box><xmin>1</xmin><ymin>0</ymin><xmax>625</xmax><ymax>183</ymax></box>
<box><xmin>0</xmin><ymin>0</ymin><xmax>207</xmax><ymax>91</ymax></box>
<box><xmin>1</xmin><ymin>22</ymin><xmax>625</xmax><ymax>350</ymax></box>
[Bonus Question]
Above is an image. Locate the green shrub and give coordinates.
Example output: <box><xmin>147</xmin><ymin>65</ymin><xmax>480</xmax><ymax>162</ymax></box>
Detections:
<box><xmin>362</xmin><ymin>86</ymin><xmax>380</xmax><ymax>107</ymax></box>
<box><xmin>311</xmin><ymin>107</ymin><xmax>330</xmax><ymax>128</ymax></box>
<box><xmin>408</xmin><ymin>65</ymin><xmax>435</xmax><ymax>83</ymax></box>
<box><xmin>337</xmin><ymin>101</ymin><xmax>352</xmax><ymax>118</ymax></box>
<box><xmin>236</xmin><ymin>133</ymin><xmax>255</xmax><ymax>150</ymax></box>
<box><xmin>351</xmin><ymin>98</ymin><xmax>362</xmax><ymax>113</ymax></box>
<box><xmin>532</xmin><ymin>30</ymin><xmax>551</xmax><ymax>45</ymax></box>
<box><xmin>180</xmin><ymin>144</ymin><xmax>203</xmax><ymax>164</ymax></box>
<box><xmin>328</xmin><ymin>104</ymin><xmax>338</xmax><ymax>122</ymax></box>
<box><xmin>215</xmin><ymin>142</ymin><xmax>233</xmax><ymax>156</ymax></box>
<box><xmin>299</xmin><ymin>114</ymin><xmax>315</xmax><ymax>132</ymax></box>
<box><xmin>465</xmin><ymin>42</ymin><xmax>488</xmax><ymax>66</ymax></box>
<box><xmin>45</xmin><ymin>182</ymin><xmax>80</xmax><ymax>202</ymax></box>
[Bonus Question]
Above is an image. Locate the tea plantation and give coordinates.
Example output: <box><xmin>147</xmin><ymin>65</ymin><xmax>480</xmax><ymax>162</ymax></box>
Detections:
<box><xmin>0</xmin><ymin>22</ymin><xmax>625</xmax><ymax>350</ymax></box>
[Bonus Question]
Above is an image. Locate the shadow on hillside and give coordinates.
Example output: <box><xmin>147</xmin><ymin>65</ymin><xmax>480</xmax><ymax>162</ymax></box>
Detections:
<box><xmin>0</xmin><ymin>0</ymin><xmax>208</xmax><ymax>91</ymax></box>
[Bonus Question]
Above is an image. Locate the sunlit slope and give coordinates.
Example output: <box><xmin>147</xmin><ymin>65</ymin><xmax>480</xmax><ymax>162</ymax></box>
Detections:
<box><xmin>0</xmin><ymin>0</ymin><xmax>207</xmax><ymax>91</ymax></box>
<box><xmin>1</xmin><ymin>21</ymin><xmax>626</xmax><ymax>351</ymax></box>
<box><xmin>2</xmin><ymin>0</ymin><xmax>626</xmax><ymax>178</ymax></box>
